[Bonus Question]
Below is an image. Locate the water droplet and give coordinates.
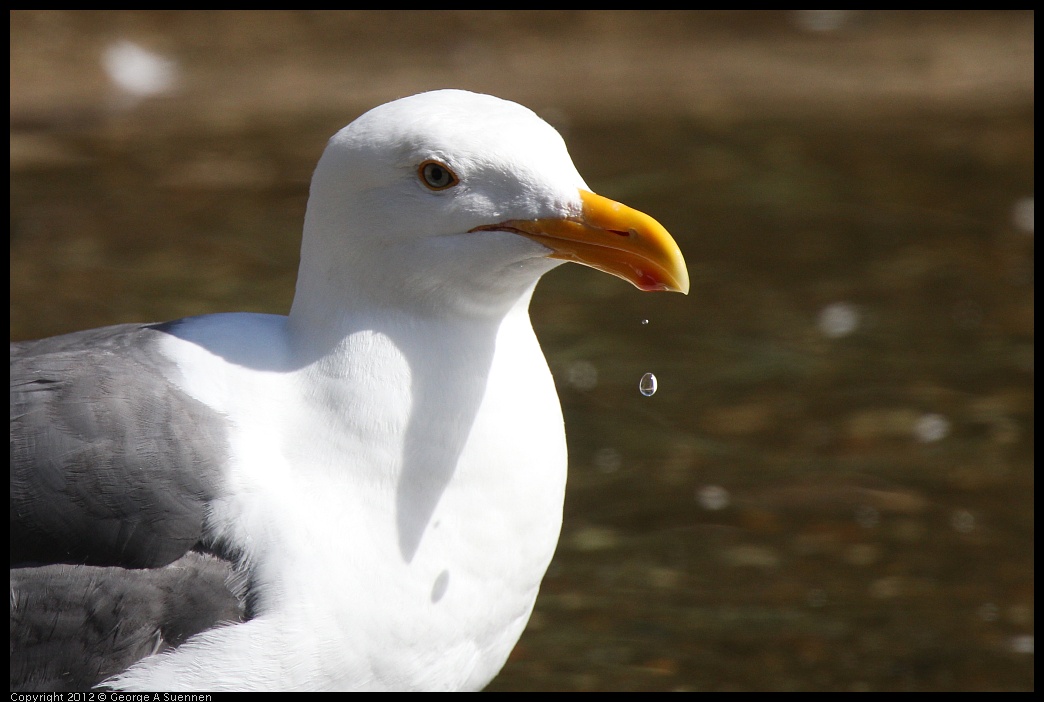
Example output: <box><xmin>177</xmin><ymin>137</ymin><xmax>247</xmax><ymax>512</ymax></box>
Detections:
<box><xmin>640</xmin><ymin>319</ymin><xmax>649</xmax><ymax>326</ymax></box>
<box><xmin>639</xmin><ymin>372</ymin><xmax>657</xmax><ymax>396</ymax></box>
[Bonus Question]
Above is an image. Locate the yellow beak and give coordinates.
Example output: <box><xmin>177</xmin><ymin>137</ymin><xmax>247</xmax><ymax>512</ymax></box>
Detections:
<box><xmin>470</xmin><ymin>190</ymin><xmax>689</xmax><ymax>294</ymax></box>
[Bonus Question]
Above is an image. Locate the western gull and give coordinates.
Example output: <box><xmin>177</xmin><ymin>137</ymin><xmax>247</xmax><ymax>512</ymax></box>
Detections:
<box><xmin>10</xmin><ymin>89</ymin><xmax>689</xmax><ymax>692</ymax></box>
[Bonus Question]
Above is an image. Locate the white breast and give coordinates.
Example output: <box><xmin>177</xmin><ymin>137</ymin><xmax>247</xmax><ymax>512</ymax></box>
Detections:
<box><xmin>110</xmin><ymin>298</ymin><xmax>567</xmax><ymax>691</ymax></box>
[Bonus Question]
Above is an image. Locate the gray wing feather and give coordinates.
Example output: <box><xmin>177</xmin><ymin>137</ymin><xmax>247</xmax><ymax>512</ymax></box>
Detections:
<box><xmin>10</xmin><ymin>322</ymin><xmax>230</xmax><ymax>569</ymax></box>
<box><xmin>10</xmin><ymin>322</ymin><xmax>243</xmax><ymax>690</ymax></box>
<box><xmin>10</xmin><ymin>552</ymin><xmax>246</xmax><ymax>691</ymax></box>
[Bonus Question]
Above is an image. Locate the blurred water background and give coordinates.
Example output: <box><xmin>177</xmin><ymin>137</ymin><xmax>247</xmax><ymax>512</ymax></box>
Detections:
<box><xmin>10</xmin><ymin>11</ymin><xmax>1034</xmax><ymax>691</ymax></box>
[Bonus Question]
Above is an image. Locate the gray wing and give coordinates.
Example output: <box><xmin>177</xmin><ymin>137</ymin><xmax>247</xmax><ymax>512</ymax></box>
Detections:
<box><xmin>10</xmin><ymin>322</ymin><xmax>245</xmax><ymax>691</ymax></box>
<box><xmin>10</xmin><ymin>322</ymin><xmax>229</xmax><ymax>568</ymax></box>
<box><xmin>10</xmin><ymin>552</ymin><xmax>245</xmax><ymax>692</ymax></box>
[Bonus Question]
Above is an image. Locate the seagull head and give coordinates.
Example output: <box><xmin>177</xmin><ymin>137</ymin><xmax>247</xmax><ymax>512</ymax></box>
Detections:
<box><xmin>294</xmin><ymin>89</ymin><xmax>688</xmax><ymax>322</ymax></box>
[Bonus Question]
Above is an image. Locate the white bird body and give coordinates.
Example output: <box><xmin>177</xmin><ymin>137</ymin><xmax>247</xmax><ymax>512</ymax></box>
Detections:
<box><xmin>10</xmin><ymin>90</ymin><xmax>687</xmax><ymax>691</ymax></box>
<box><xmin>111</xmin><ymin>298</ymin><xmax>565</xmax><ymax>691</ymax></box>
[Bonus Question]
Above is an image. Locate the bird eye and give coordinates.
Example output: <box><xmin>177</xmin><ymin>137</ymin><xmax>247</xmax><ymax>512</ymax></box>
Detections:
<box><xmin>419</xmin><ymin>160</ymin><xmax>459</xmax><ymax>190</ymax></box>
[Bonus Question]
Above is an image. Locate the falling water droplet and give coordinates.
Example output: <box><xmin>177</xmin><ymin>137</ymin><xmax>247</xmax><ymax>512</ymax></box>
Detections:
<box><xmin>639</xmin><ymin>372</ymin><xmax>657</xmax><ymax>396</ymax></box>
